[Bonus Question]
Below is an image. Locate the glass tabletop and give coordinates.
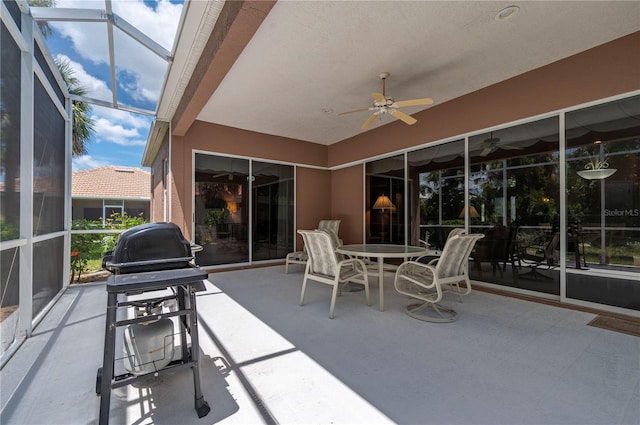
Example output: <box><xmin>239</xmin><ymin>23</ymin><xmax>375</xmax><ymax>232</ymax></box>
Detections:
<box><xmin>336</xmin><ymin>244</ymin><xmax>430</xmax><ymax>258</ymax></box>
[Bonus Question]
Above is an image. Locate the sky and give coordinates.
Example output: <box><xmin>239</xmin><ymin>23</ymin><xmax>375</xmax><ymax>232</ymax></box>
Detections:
<box><xmin>40</xmin><ymin>0</ymin><xmax>184</xmax><ymax>171</ymax></box>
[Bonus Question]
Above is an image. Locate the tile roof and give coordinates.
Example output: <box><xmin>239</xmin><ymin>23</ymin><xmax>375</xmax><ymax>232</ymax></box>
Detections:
<box><xmin>72</xmin><ymin>166</ymin><xmax>150</xmax><ymax>199</ymax></box>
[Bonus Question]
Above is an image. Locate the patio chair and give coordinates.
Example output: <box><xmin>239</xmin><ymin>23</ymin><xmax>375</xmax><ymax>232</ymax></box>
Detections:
<box><xmin>285</xmin><ymin>247</ymin><xmax>308</xmax><ymax>273</ymax></box>
<box><xmin>317</xmin><ymin>219</ymin><xmax>341</xmax><ymax>235</ymax></box>
<box><xmin>518</xmin><ymin>231</ymin><xmax>559</xmax><ymax>280</ymax></box>
<box><xmin>473</xmin><ymin>224</ymin><xmax>509</xmax><ymax>276</ymax></box>
<box><xmin>393</xmin><ymin>233</ymin><xmax>484</xmax><ymax>322</ymax></box>
<box><xmin>447</xmin><ymin>227</ymin><xmax>466</xmax><ymax>240</ymax></box>
<box><xmin>413</xmin><ymin>227</ymin><xmax>465</xmax><ymax>264</ymax></box>
<box><xmin>298</xmin><ymin>230</ymin><xmax>370</xmax><ymax>319</ymax></box>
<box><xmin>285</xmin><ymin>220</ymin><xmax>342</xmax><ymax>273</ymax></box>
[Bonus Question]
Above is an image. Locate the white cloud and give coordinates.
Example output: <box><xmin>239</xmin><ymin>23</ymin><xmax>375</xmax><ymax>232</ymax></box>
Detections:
<box><xmin>51</xmin><ymin>0</ymin><xmax>182</xmax><ymax>105</ymax></box>
<box><xmin>87</xmin><ymin>105</ymin><xmax>152</xmax><ymax>148</ymax></box>
<box><xmin>72</xmin><ymin>154</ymin><xmax>108</xmax><ymax>171</ymax></box>
<box><xmin>54</xmin><ymin>0</ymin><xmax>183</xmax><ymax>50</ymax></box>
<box><xmin>43</xmin><ymin>2</ymin><xmax>178</xmax><ymax>168</ymax></box>
<box><xmin>92</xmin><ymin>117</ymin><xmax>147</xmax><ymax>147</ymax></box>
<box><xmin>92</xmin><ymin>105</ymin><xmax>151</xmax><ymax>130</ymax></box>
<box><xmin>111</xmin><ymin>0</ymin><xmax>183</xmax><ymax>51</ymax></box>
<box><xmin>55</xmin><ymin>54</ymin><xmax>112</xmax><ymax>101</ymax></box>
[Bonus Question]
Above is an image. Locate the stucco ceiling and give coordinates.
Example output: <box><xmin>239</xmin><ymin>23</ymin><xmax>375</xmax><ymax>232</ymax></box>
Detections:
<box><xmin>172</xmin><ymin>1</ymin><xmax>640</xmax><ymax>146</ymax></box>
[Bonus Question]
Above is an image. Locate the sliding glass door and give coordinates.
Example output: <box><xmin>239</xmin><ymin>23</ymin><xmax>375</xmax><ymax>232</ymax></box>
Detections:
<box><xmin>565</xmin><ymin>95</ymin><xmax>640</xmax><ymax>310</ymax></box>
<box><xmin>252</xmin><ymin>161</ymin><xmax>294</xmax><ymax>261</ymax></box>
<box><xmin>193</xmin><ymin>153</ymin><xmax>294</xmax><ymax>266</ymax></box>
<box><xmin>467</xmin><ymin>117</ymin><xmax>560</xmax><ymax>295</ymax></box>
<box><xmin>194</xmin><ymin>155</ymin><xmax>249</xmax><ymax>266</ymax></box>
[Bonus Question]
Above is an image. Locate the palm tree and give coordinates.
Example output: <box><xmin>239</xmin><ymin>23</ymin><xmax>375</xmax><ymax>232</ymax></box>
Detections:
<box><xmin>28</xmin><ymin>0</ymin><xmax>55</xmax><ymax>37</ymax></box>
<box><xmin>28</xmin><ymin>0</ymin><xmax>95</xmax><ymax>156</ymax></box>
<box><xmin>55</xmin><ymin>57</ymin><xmax>95</xmax><ymax>156</ymax></box>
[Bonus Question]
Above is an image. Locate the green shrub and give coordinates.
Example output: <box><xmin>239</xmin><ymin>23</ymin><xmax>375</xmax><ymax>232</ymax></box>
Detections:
<box><xmin>70</xmin><ymin>212</ymin><xmax>146</xmax><ymax>282</ymax></box>
<box><xmin>0</xmin><ymin>216</ymin><xmax>19</xmax><ymax>241</ymax></box>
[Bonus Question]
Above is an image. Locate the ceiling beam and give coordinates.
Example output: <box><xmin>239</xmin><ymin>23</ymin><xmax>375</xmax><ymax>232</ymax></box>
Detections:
<box><xmin>171</xmin><ymin>0</ymin><xmax>277</xmax><ymax>136</ymax></box>
<box><xmin>70</xmin><ymin>94</ymin><xmax>155</xmax><ymax>116</ymax></box>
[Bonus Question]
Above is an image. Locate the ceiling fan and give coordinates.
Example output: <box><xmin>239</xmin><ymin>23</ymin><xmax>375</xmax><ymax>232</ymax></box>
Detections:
<box><xmin>477</xmin><ymin>134</ymin><xmax>524</xmax><ymax>157</ymax></box>
<box><xmin>338</xmin><ymin>72</ymin><xmax>433</xmax><ymax>130</ymax></box>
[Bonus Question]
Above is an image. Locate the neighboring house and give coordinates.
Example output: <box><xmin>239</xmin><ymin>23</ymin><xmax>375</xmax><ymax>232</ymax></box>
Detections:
<box><xmin>72</xmin><ymin>166</ymin><xmax>150</xmax><ymax>224</ymax></box>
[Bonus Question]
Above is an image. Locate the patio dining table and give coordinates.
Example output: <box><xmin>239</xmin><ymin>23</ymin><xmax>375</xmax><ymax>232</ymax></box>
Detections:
<box><xmin>335</xmin><ymin>244</ymin><xmax>437</xmax><ymax>311</ymax></box>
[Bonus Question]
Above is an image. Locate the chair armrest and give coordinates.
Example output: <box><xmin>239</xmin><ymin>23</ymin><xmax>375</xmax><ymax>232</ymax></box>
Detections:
<box><xmin>338</xmin><ymin>257</ymin><xmax>368</xmax><ymax>274</ymax></box>
<box><xmin>395</xmin><ymin>261</ymin><xmax>437</xmax><ymax>290</ymax></box>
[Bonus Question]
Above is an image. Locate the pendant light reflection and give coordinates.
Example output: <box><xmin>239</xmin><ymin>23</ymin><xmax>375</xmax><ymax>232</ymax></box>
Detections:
<box><xmin>577</xmin><ymin>157</ymin><xmax>617</xmax><ymax>180</ymax></box>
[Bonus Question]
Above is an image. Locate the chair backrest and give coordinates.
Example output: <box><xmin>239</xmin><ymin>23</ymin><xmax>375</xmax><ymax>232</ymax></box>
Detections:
<box><xmin>436</xmin><ymin>234</ymin><xmax>484</xmax><ymax>279</ymax></box>
<box><xmin>447</xmin><ymin>227</ymin><xmax>466</xmax><ymax>241</ymax></box>
<box><xmin>320</xmin><ymin>228</ymin><xmax>345</xmax><ymax>261</ymax></box>
<box><xmin>318</xmin><ymin>220</ymin><xmax>341</xmax><ymax>235</ymax></box>
<box><xmin>298</xmin><ymin>230</ymin><xmax>338</xmax><ymax>277</ymax></box>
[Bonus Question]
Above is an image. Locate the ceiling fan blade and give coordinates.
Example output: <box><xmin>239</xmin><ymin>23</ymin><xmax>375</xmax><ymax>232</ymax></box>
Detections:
<box><xmin>361</xmin><ymin>112</ymin><xmax>380</xmax><ymax>130</ymax></box>
<box><xmin>338</xmin><ymin>107</ymin><xmax>371</xmax><ymax>115</ymax></box>
<box><xmin>372</xmin><ymin>93</ymin><xmax>386</xmax><ymax>104</ymax></box>
<box><xmin>389</xmin><ymin>108</ymin><xmax>417</xmax><ymax>125</ymax></box>
<box><xmin>480</xmin><ymin>147</ymin><xmax>493</xmax><ymax>157</ymax></box>
<box><xmin>392</xmin><ymin>98</ymin><xmax>433</xmax><ymax>108</ymax></box>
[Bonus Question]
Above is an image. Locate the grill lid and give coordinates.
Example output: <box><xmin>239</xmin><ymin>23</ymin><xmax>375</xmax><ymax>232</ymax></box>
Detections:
<box><xmin>104</xmin><ymin>222</ymin><xmax>192</xmax><ymax>273</ymax></box>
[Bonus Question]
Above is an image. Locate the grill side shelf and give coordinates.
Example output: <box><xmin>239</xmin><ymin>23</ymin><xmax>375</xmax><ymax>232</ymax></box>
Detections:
<box><xmin>107</xmin><ymin>267</ymin><xmax>208</xmax><ymax>293</ymax></box>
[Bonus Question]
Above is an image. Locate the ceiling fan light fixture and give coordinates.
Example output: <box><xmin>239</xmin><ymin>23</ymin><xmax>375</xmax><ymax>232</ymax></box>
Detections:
<box><xmin>495</xmin><ymin>5</ymin><xmax>520</xmax><ymax>21</ymax></box>
<box><xmin>339</xmin><ymin>72</ymin><xmax>433</xmax><ymax>130</ymax></box>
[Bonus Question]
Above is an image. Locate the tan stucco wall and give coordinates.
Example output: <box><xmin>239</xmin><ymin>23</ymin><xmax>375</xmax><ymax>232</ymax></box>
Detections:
<box><xmin>150</xmin><ymin>137</ymin><xmax>169</xmax><ymax>223</ymax></box>
<box><xmin>170</xmin><ymin>132</ymin><xmax>190</xmax><ymax>239</ymax></box>
<box><xmin>331</xmin><ymin>165</ymin><xmax>364</xmax><ymax>244</ymax></box>
<box><xmin>294</xmin><ymin>167</ymin><xmax>332</xmax><ymax>250</ymax></box>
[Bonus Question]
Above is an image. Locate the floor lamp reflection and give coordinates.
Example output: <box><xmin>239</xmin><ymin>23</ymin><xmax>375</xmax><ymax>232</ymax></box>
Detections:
<box><xmin>373</xmin><ymin>194</ymin><xmax>396</xmax><ymax>243</ymax></box>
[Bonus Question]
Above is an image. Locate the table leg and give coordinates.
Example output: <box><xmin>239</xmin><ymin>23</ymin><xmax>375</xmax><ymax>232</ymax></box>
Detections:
<box><xmin>378</xmin><ymin>258</ymin><xmax>384</xmax><ymax>311</ymax></box>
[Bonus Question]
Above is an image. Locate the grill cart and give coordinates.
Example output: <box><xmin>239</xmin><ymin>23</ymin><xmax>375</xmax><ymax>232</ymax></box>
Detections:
<box><xmin>97</xmin><ymin>222</ymin><xmax>210</xmax><ymax>424</ymax></box>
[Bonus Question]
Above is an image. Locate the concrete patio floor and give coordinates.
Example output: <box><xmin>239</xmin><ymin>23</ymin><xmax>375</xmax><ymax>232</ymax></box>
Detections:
<box><xmin>1</xmin><ymin>265</ymin><xmax>639</xmax><ymax>424</ymax></box>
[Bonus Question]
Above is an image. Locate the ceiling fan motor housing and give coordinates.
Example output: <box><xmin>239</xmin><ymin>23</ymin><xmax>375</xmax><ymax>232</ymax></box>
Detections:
<box><xmin>374</xmin><ymin>97</ymin><xmax>395</xmax><ymax>108</ymax></box>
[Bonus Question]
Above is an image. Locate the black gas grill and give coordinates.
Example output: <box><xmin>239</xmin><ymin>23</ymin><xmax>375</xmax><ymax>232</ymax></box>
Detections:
<box><xmin>103</xmin><ymin>222</ymin><xmax>194</xmax><ymax>273</ymax></box>
<box><xmin>97</xmin><ymin>222</ymin><xmax>210</xmax><ymax>424</ymax></box>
